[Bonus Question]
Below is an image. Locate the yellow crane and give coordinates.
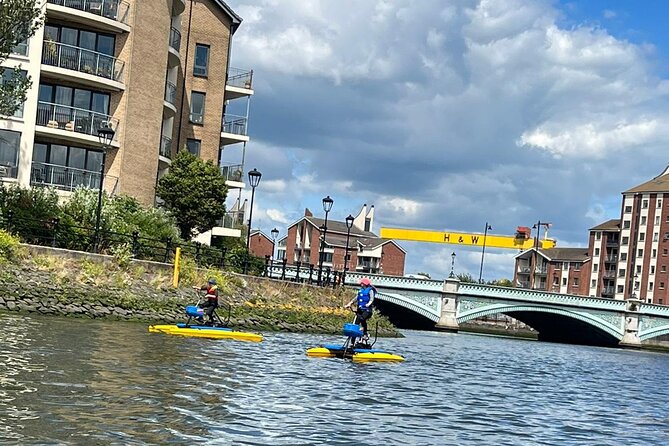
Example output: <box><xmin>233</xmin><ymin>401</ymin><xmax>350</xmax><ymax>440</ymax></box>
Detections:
<box><xmin>379</xmin><ymin>226</ymin><xmax>556</xmax><ymax>250</ymax></box>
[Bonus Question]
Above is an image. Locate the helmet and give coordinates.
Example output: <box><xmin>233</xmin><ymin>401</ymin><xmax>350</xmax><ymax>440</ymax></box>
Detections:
<box><xmin>359</xmin><ymin>278</ymin><xmax>371</xmax><ymax>286</ymax></box>
<box><xmin>208</xmin><ymin>278</ymin><xmax>217</xmax><ymax>285</ymax></box>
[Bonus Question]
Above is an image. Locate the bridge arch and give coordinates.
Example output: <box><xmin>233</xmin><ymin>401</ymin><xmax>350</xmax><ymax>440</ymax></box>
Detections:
<box><xmin>373</xmin><ymin>292</ymin><xmax>439</xmax><ymax>329</ymax></box>
<box><xmin>639</xmin><ymin>325</ymin><xmax>669</xmax><ymax>342</ymax></box>
<box><xmin>459</xmin><ymin>305</ymin><xmax>624</xmax><ymax>346</ymax></box>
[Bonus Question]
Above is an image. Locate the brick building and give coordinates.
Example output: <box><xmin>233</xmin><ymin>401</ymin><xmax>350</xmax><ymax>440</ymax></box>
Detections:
<box><xmin>276</xmin><ymin>204</ymin><xmax>406</xmax><ymax>276</ymax></box>
<box><xmin>249</xmin><ymin>230</ymin><xmax>275</xmax><ymax>260</ymax></box>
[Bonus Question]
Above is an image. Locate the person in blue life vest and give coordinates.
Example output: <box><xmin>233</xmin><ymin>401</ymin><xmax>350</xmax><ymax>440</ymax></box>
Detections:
<box><xmin>192</xmin><ymin>278</ymin><xmax>219</xmax><ymax>325</ymax></box>
<box><xmin>345</xmin><ymin>277</ymin><xmax>376</xmax><ymax>339</ymax></box>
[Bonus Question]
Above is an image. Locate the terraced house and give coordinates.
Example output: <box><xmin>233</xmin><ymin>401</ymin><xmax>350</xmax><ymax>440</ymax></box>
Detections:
<box><xmin>0</xmin><ymin>0</ymin><xmax>253</xmax><ymax>241</ymax></box>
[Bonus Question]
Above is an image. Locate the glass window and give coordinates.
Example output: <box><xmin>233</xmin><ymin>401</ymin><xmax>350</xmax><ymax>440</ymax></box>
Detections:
<box><xmin>32</xmin><ymin>143</ymin><xmax>47</xmax><ymax>163</ymax></box>
<box><xmin>69</xmin><ymin>147</ymin><xmax>86</xmax><ymax>169</ymax></box>
<box><xmin>623</xmin><ymin>220</ymin><xmax>630</xmax><ymax>229</ymax></box>
<box><xmin>621</xmin><ymin>253</ymin><xmax>627</xmax><ymax>261</ymax></box>
<box><xmin>642</xmin><ymin>199</ymin><xmax>648</xmax><ymax>208</ymax></box>
<box><xmin>622</xmin><ymin>236</ymin><xmax>629</xmax><ymax>245</ymax></box>
<box><xmin>0</xmin><ymin>129</ymin><xmax>21</xmax><ymax>178</ymax></box>
<box><xmin>641</xmin><ymin>216</ymin><xmax>647</xmax><ymax>225</ymax></box>
<box><xmin>1</xmin><ymin>69</ymin><xmax>27</xmax><ymax>117</ymax></box>
<box><xmin>594</xmin><ymin>248</ymin><xmax>600</xmax><ymax>256</ymax></box>
<box><xmin>60</xmin><ymin>27</ymin><xmax>78</xmax><ymax>46</ymax></box>
<box><xmin>595</xmin><ymin>232</ymin><xmax>601</xmax><ymax>240</ymax></box>
<box><xmin>96</xmin><ymin>35</ymin><xmax>115</xmax><ymax>56</ymax></box>
<box><xmin>194</xmin><ymin>44</ymin><xmax>210</xmax><ymax>77</ymax></box>
<box><xmin>12</xmin><ymin>40</ymin><xmax>28</xmax><ymax>56</ymax></box>
<box><xmin>639</xmin><ymin>233</ymin><xmax>645</xmax><ymax>241</ymax></box>
<box><xmin>86</xmin><ymin>151</ymin><xmax>102</xmax><ymax>172</ymax></box>
<box><xmin>79</xmin><ymin>31</ymin><xmax>97</xmax><ymax>50</ymax></box>
<box><xmin>190</xmin><ymin>92</ymin><xmax>205</xmax><ymax>123</ymax></box>
<box><xmin>186</xmin><ymin>139</ymin><xmax>201</xmax><ymax>156</ymax></box>
<box><xmin>50</xmin><ymin>144</ymin><xmax>68</xmax><ymax>166</ymax></box>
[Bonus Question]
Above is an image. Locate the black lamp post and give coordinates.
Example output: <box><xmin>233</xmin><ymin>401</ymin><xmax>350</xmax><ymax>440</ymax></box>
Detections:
<box><xmin>343</xmin><ymin>214</ymin><xmax>354</xmax><ymax>285</ymax></box>
<box><xmin>531</xmin><ymin>220</ymin><xmax>551</xmax><ymax>289</ymax></box>
<box><xmin>94</xmin><ymin>125</ymin><xmax>115</xmax><ymax>253</ymax></box>
<box><xmin>449</xmin><ymin>251</ymin><xmax>456</xmax><ymax>278</ymax></box>
<box><xmin>270</xmin><ymin>227</ymin><xmax>279</xmax><ymax>260</ymax></box>
<box><xmin>632</xmin><ymin>272</ymin><xmax>639</xmax><ymax>299</ymax></box>
<box><xmin>478</xmin><ymin>222</ymin><xmax>492</xmax><ymax>284</ymax></box>
<box><xmin>245</xmin><ymin>168</ymin><xmax>262</xmax><ymax>273</ymax></box>
<box><xmin>317</xmin><ymin>195</ymin><xmax>334</xmax><ymax>285</ymax></box>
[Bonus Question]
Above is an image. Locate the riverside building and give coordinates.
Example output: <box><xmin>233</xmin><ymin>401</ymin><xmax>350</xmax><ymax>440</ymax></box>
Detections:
<box><xmin>0</xmin><ymin>0</ymin><xmax>253</xmax><ymax>241</ymax></box>
<box><xmin>514</xmin><ymin>165</ymin><xmax>669</xmax><ymax>304</ymax></box>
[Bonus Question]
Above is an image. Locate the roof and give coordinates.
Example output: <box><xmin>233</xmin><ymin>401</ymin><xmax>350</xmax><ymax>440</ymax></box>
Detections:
<box><xmin>624</xmin><ymin>165</ymin><xmax>669</xmax><ymax>194</ymax></box>
<box><xmin>303</xmin><ymin>216</ymin><xmax>377</xmax><ymax>238</ymax></box>
<box><xmin>213</xmin><ymin>0</ymin><xmax>243</xmax><ymax>34</ymax></box>
<box><xmin>515</xmin><ymin>247</ymin><xmax>590</xmax><ymax>262</ymax></box>
<box><xmin>589</xmin><ymin>219</ymin><xmax>620</xmax><ymax>231</ymax></box>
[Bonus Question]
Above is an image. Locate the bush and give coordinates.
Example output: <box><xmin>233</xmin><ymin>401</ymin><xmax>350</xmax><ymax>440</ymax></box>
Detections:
<box><xmin>0</xmin><ymin>229</ymin><xmax>24</xmax><ymax>263</ymax></box>
<box><xmin>0</xmin><ymin>184</ymin><xmax>62</xmax><ymax>244</ymax></box>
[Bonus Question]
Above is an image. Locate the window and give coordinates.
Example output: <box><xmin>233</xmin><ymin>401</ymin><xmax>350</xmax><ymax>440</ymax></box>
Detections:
<box><xmin>562</xmin><ymin>278</ymin><xmax>567</xmax><ymax>286</ymax></box>
<box><xmin>594</xmin><ymin>264</ymin><xmax>599</xmax><ymax>272</ymax></box>
<box><xmin>654</xmin><ymin>232</ymin><xmax>659</xmax><ymax>242</ymax></box>
<box><xmin>625</xmin><ymin>205</ymin><xmax>632</xmax><ymax>213</ymax></box>
<box><xmin>574</xmin><ymin>263</ymin><xmax>581</xmax><ymax>271</ymax></box>
<box><xmin>37</xmin><ymin>83</ymin><xmax>111</xmax><ymax>131</ymax></box>
<box><xmin>664</xmin><ymin>248</ymin><xmax>668</xmax><ymax>256</ymax></box>
<box><xmin>595</xmin><ymin>232</ymin><xmax>601</xmax><ymax>240</ymax></box>
<box><xmin>621</xmin><ymin>253</ymin><xmax>627</xmax><ymax>261</ymax></box>
<box><xmin>639</xmin><ymin>233</ymin><xmax>645</xmax><ymax>241</ymax></box>
<box><xmin>641</xmin><ymin>216</ymin><xmax>647</xmax><ymax>225</ymax></box>
<box><xmin>190</xmin><ymin>91</ymin><xmax>205</xmax><ymax>124</ymax></box>
<box><xmin>1</xmin><ymin>69</ymin><xmax>28</xmax><ymax>117</ymax></box>
<box><xmin>637</xmin><ymin>265</ymin><xmax>642</xmax><ymax>274</ymax></box>
<box><xmin>591</xmin><ymin>279</ymin><xmax>596</xmax><ymax>287</ymax></box>
<box><xmin>595</xmin><ymin>248</ymin><xmax>600</xmax><ymax>256</ymax></box>
<box><xmin>0</xmin><ymin>129</ymin><xmax>21</xmax><ymax>179</ymax></box>
<box><xmin>656</xmin><ymin>216</ymin><xmax>660</xmax><ymax>225</ymax></box>
<box><xmin>194</xmin><ymin>44</ymin><xmax>210</xmax><ymax>77</ymax></box>
<box><xmin>619</xmin><ymin>268</ymin><xmax>626</xmax><ymax>277</ymax></box>
<box><xmin>186</xmin><ymin>139</ymin><xmax>201</xmax><ymax>156</ymax></box>
<box><xmin>11</xmin><ymin>40</ymin><xmax>28</xmax><ymax>56</ymax></box>
<box><xmin>649</xmin><ymin>282</ymin><xmax>654</xmax><ymax>291</ymax></box>
<box><xmin>653</xmin><ymin>249</ymin><xmax>657</xmax><ymax>258</ymax></box>
<box><xmin>651</xmin><ymin>266</ymin><xmax>656</xmax><ymax>274</ymax></box>
<box><xmin>665</xmin><ymin>232</ymin><xmax>669</xmax><ymax>241</ymax></box>
<box><xmin>663</xmin><ymin>265</ymin><xmax>667</xmax><ymax>273</ymax></box>
<box><xmin>573</xmin><ymin>278</ymin><xmax>579</xmax><ymax>287</ymax></box>
<box><xmin>30</xmin><ymin>142</ymin><xmax>103</xmax><ymax>190</ymax></box>
<box><xmin>623</xmin><ymin>220</ymin><xmax>630</xmax><ymax>229</ymax></box>
<box><xmin>622</xmin><ymin>236</ymin><xmax>629</xmax><ymax>245</ymax></box>
<box><xmin>642</xmin><ymin>199</ymin><xmax>648</xmax><ymax>209</ymax></box>
<box><xmin>617</xmin><ymin>285</ymin><xmax>624</xmax><ymax>293</ymax></box>
<box><xmin>658</xmin><ymin>199</ymin><xmax>662</xmax><ymax>208</ymax></box>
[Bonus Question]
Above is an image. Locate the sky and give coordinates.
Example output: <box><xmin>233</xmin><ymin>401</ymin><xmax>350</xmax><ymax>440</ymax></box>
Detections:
<box><xmin>223</xmin><ymin>0</ymin><xmax>669</xmax><ymax>281</ymax></box>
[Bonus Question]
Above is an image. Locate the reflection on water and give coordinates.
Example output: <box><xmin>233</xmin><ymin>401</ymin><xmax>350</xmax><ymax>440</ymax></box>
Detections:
<box><xmin>1</xmin><ymin>312</ymin><xmax>669</xmax><ymax>445</ymax></box>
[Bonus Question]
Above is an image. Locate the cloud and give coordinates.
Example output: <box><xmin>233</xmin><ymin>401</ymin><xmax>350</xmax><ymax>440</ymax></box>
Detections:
<box><xmin>602</xmin><ymin>9</ymin><xmax>616</xmax><ymax>19</ymax></box>
<box><xmin>227</xmin><ymin>0</ymin><xmax>669</xmax><ymax>279</ymax></box>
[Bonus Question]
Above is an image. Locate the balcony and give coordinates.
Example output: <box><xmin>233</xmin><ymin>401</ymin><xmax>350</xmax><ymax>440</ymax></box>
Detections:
<box><xmin>164</xmin><ymin>81</ymin><xmax>177</xmax><ymax>114</ymax></box>
<box><xmin>535</xmin><ymin>266</ymin><xmax>547</xmax><ymax>275</ymax></box>
<box><xmin>605</xmin><ymin>255</ymin><xmax>618</xmax><ymax>263</ymax></box>
<box><xmin>603</xmin><ymin>270</ymin><xmax>616</xmax><ymax>278</ymax></box>
<box><xmin>517</xmin><ymin>266</ymin><xmax>531</xmax><ymax>274</ymax></box>
<box><xmin>606</xmin><ymin>239</ymin><xmax>619</xmax><ymax>247</ymax></box>
<box><xmin>41</xmin><ymin>41</ymin><xmax>125</xmax><ymax>90</ymax></box>
<box><xmin>168</xmin><ymin>27</ymin><xmax>181</xmax><ymax>66</ymax></box>
<box><xmin>46</xmin><ymin>0</ymin><xmax>131</xmax><ymax>33</ymax></box>
<box><xmin>30</xmin><ymin>161</ymin><xmax>118</xmax><ymax>192</ymax></box>
<box><xmin>225</xmin><ymin>67</ymin><xmax>254</xmax><ymax>100</ymax></box>
<box><xmin>36</xmin><ymin>101</ymin><xmax>119</xmax><ymax>146</ymax></box>
<box><xmin>210</xmin><ymin>210</ymin><xmax>244</xmax><ymax>238</ymax></box>
<box><xmin>220</xmin><ymin>163</ymin><xmax>244</xmax><ymax>188</ymax></box>
<box><xmin>220</xmin><ymin>114</ymin><xmax>249</xmax><ymax>145</ymax></box>
<box><xmin>601</xmin><ymin>286</ymin><xmax>615</xmax><ymax>297</ymax></box>
<box><xmin>516</xmin><ymin>281</ymin><xmax>530</xmax><ymax>288</ymax></box>
<box><xmin>159</xmin><ymin>135</ymin><xmax>172</xmax><ymax>160</ymax></box>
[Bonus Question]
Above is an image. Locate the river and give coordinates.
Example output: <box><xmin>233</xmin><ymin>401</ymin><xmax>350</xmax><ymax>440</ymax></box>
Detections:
<box><xmin>1</xmin><ymin>312</ymin><xmax>668</xmax><ymax>445</ymax></box>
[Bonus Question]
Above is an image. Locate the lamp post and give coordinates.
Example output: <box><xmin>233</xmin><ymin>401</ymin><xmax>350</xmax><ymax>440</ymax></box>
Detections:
<box><xmin>343</xmin><ymin>214</ymin><xmax>354</xmax><ymax>286</ymax></box>
<box><xmin>631</xmin><ymin>272</ymin><xmax>639</xmax><ymax>299</ymax></box>
<box><xmin>478</xmin><ymin>222</ymin><xmax>492</xmax><ymax>284</ymax></box>
<box><xmin>449</xmin><ymin>251</ymin><xmax>456</xmax><ymax>278</ymax></box>
<box><xmin>531</xmin><ymin>220</ymin><xmax>551</xmax><ymax>289</ymax></box>
<box><xmin>94</xmin><ymin>125</ymin><xmax>115</xmax><ymax>253</ymax></box>
<box><xmin>270</xmin><ymin>227</ymin><xmax>279</xmax><ymax>260</ymax></box>
<box><xmin>245</xmin><ymin>168</ymin><xmax>262</xmax><ymax>273</ymax></box>
<box><xmin>317</xmin><ymin>195</ymin><xmax>334</xmax><ymax>285</ymax></box>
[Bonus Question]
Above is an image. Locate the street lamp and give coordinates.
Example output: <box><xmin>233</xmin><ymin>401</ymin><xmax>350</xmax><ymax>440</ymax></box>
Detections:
<box><xmin>531</xmin><ymin>220</ymin><xmax>551</xmax><ymax>289</ymax></box>
<box><xmin>317</xmin><ymin>195</ymin><xmax>334</xmax><ymax>285</ymax></box>
<box><xmin>632</xmin><ymin>272</ymin><xmax>639</xmax><ymax>299</ymax></box>
<box><xmin>478</xmin><ymin>222</ymin><xmax>492</xmax><ymax>284</ymax></box>
<box><xmin>94</xmin><ymin>124</ymin><xmax>115</xmax><ymax>253</ymax></box>
<box><xmin>449</xmin><ymin>251</ymin><xmax>456</xmax><ymax>278</ymax></box>
<box><xmin>245</xmin><ymin>168</ymin><xmax>262</xmax><ymax>253</ymax></box>
<box><xmin>270</xmin><ymin>227</ymin><xmax>279</xmax><ymax>260</ymax></box>
<box><xmin>343</xmin><ymin>214</ymin><xmax>354</xmax><ymax>285</ymax></box>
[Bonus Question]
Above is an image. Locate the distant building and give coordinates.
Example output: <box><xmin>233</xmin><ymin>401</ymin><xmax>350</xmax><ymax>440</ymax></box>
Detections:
<box><xmin>276</xmin><ymin>204</ymin><xmax>406</xmax><ymax>276</ymax></box>
<box><xmin>249</xmin><ymin>230</ymin><xmax>275</xmax><ymax>260</ymax></box>
<box><xmin>513</xmin><ymin>164</ymin><xmax>669</xmax><ymax>304</ymax></box>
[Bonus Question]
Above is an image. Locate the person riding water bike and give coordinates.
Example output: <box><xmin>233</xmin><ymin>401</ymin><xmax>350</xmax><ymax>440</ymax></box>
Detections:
<box><xmin>345</xmin><ymin>277</ymin><xmax>376</xmax><ymax>342</ymax></box>
<box><xmin>192</xmin><ymin>278</ymin><xmax>219</xmax><ymax>326</ymax></box>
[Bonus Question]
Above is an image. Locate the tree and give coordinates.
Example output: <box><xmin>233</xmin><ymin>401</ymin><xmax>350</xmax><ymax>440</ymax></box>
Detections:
<box><xmin>0</xmin><ymin>1</ymin><xmax>42</xmax><ymax>116</ymax></box>
<box><xmin>456</xmin><ymin>272</ymin><xmax>475</xmax><ymax>283</ymax></box>
<box><xmin>156</xmin><ymin>151</ymin><xmax>228</xmax><ymax>238</ymax></box>
<box><xmin>488</xmin><ymin>278</ymin><xmax>513</xmax><ymax>287</ymax></box>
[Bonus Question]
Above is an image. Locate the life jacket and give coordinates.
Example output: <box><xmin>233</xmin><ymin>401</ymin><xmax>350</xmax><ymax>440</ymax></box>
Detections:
<box><xmin>357</xmin><ymin>286</ymin><xmax>375</xmax><ymax>309</ymax></box>
<box><xmin>205</xmin><ymin>285</ymin><xmax>218</xmax><ymax>302</ymax></box>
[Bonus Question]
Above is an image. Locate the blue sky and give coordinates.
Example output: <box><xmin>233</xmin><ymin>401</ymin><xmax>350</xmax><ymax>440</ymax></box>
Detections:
<box><xmin>225</xmin><ymin>0</ymin><xmax>669</xmax><ymax>281</ymax></box>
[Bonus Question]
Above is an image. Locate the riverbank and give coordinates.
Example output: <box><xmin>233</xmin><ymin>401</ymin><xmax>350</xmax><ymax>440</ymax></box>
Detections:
<box><xmin>0</xmin><ymin>244</ymin><xmax>401</xmax><ymax>337</ymax></box>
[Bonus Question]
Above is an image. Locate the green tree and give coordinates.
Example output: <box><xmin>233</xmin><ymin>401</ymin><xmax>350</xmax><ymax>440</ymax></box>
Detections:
<box><xmin>488</xmin><ymin>278</ymin><xmax>513</xmax><ymax>287</ymax></box>
<box><xmin>156</xmin><ymin>151</ymin><xmax>228</xmax><ymax>238</ymax></box>
<box><xmin>0</xmin><ymin>1</ymin><xmax>42</xmax><ymax>116</ymax></box>
<box><xmin>0</xmin><ymin>184</ymin><xmax>61</xmax><ymax>243</ymax></box>
<box><xmin>456</xmin><ymin>272</ymin><xmax>475</xmax><ymax>283</ymax></box>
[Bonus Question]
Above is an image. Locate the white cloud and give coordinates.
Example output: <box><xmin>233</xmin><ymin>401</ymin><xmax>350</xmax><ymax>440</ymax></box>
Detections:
<box><xmin>266</xmin><ymin>208</ymin><xmax>290</xmax><ymax>224</ymax></box>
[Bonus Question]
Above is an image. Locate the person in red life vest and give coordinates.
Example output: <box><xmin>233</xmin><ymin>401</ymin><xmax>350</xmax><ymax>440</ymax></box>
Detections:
<box><xmin>192</xmin><ymin>278</ymin><xmax>219</xmax><ymax>325</ymax></box>
<box><xmin>344</xmin><ymin>277</ymin><xmax>376</xmax><ymax>340</ymax></box>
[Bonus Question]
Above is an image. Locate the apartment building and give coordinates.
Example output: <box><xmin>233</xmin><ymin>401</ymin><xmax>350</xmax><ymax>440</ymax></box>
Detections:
<box><xmin>0</xmin><ymin>0</ymin><xmax>253</xmax><ymax>240</ymax></box>
<box><xmin>276</xmin><ymin>204</ymin><xmax>407</xmax><ymax>276</ymax></box>
<box><xmin>513</xmin><ymin>165</ymin><xmax>669</xmax><ymax>305</ymax></box>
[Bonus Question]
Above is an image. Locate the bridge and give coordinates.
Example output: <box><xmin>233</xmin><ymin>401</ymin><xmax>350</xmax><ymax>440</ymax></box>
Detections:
<box><xmin>266</xmin><ymin>265</ymin><xmax>669</xmax><ymax>347</ymax></box>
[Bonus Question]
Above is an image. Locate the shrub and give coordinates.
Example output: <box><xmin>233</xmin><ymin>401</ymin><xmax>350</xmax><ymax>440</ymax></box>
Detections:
<box><xmin>0</xmin><ymin>229</ymin><xmax>24</xmax><ymax>263</ymax></box>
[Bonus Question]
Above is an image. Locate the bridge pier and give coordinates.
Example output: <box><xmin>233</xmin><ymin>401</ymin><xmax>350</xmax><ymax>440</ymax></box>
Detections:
<box><xmin>619</xmin><ymin>299</ymin><xmax>643</xmax><ymax>348</ymax></box>
<box><xmin>435</xmin><ymin>278</ymin><xmax>460</xmax><ymax>332</ymax></box>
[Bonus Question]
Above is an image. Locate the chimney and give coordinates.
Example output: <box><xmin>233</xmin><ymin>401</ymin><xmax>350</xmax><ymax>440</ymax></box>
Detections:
<box><xmin>304</xmin><ymin>208</ymin><xmax>313</xmax><ymax>217</ymax></box>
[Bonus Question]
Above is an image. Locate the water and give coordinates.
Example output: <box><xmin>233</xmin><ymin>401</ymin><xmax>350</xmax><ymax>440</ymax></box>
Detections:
<box><xmin>1</xmin><ymin>312</ymin><xmax>668</xmax><ymax>445</ymax></box>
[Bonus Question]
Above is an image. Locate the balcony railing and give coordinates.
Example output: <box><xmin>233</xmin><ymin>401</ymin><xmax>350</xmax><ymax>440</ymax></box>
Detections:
<box><xmin>603</xmin><ymin>270</ymin><xmax>616</xmax><ymax>278</ymax></box>
<box><xmin>30</xmin><ymin>161</ymin><xmax>118</xmax><ymax>192</ymax></box>
<box><xmin>164</xmin><ymin>81</ymin><xmax>177</xmax><ymax>105</ymax></box>
<box><xmin>602</xmin><ymin>286</ymin><xmax>615</xmax><ymax>296</ymax></box>
<box><xmin>36</xmin><ymin>101</ymin><xmax>119</xmax><ymax>139</ymax></box>
<box><xmin>606</xmin><ymin>239</ymin><xmax>619</xmax><ymax>247</ymax></box>
<box><xmin>42</xmin><ymin>40</ymin><xmax>125</xmax><ymax>82</ymax></box>
<box><xmin>46</xmin><ymin>0</ymin><xmax>130</xmax><ymax>24</ymax></box>
<box><xmin>605</xmin><ymin>255</ymin><xmax>618</xmax><ymax>263</ymax></box>
<box><xmin>160</xmin><ymin>136</ymin><xmax>172</xmax><ymax>159</ymax></box>
<box><xmin>11</xmin><ymin>41</ymin><xmax>28</xmax><ymax>56</ymax></box>
<box><xmin>227</xmin><ymin>67</ymin><xmax>253</xmax><ymax>89</ymax></box>
<box><xmin>535</xmin><ymin>266</ymin><xmax>547</xmax><ymax>274</ymax></box>
<box><xmin>220</xmin><ymin>163</ymin><xmax>243</xmax><ymax>182</ymax></box>
<box><xmin>221</xmin><ymin>114</ymin><xmax>248</xmax><ymax>136</ymax></box>
<box><xmin>169</xmin><ymin>27</ymin><xmax>181</xmax><ymax>52</ymax></box>
<box><xmin>518</xmin><ymin>266</ymin><xmax>531</xmax><ymax>274</ymax></box>
<box><xmin>517</xmin><ymin>281</ymin><xmax>530</xmax><ymax>288</ymax></box>
<box><xmin>217</xmin><ymin>211</ymin><xmax>245</xmax><ymax>230</ymax></box>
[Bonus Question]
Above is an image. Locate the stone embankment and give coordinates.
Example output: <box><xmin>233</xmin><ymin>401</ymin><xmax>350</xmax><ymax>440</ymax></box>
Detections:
<box><xmin>0</xmin><ymin>246</ymin><xmax>401</xmax><ymax>337</ymax></box>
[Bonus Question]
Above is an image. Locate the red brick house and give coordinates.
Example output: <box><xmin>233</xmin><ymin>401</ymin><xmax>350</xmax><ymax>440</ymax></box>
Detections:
<box><xmin>514</xmin><ymin>247</ymin><xmax>590</xmax><ymax>295</ymax></box>
<box><xmin>249</xmin><ymin>230</ymin><xmax>276</xmax><ymax>259</ymax></box>
<box><xmin>276</xmin><ymin>204</ymin><xmax>406</xmax><ymax>276</ymax></box>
